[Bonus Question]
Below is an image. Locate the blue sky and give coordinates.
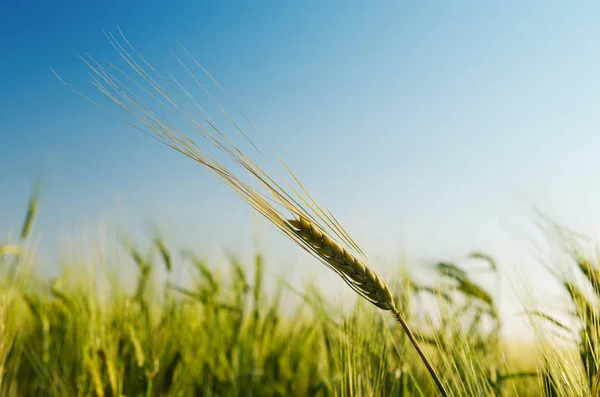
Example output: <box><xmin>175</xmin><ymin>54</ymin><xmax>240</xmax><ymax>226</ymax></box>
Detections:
<box><xmin>2</xmin><ymin>1</ymin><xmax>600</xmax><ymax>334</ymax></box>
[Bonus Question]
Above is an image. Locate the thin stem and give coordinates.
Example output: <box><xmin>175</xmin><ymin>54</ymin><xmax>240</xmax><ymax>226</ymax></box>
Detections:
<box><xmin>392</xmin><ymin>309</ymin><xmax>449</xmax><ymax>397</ymax></box>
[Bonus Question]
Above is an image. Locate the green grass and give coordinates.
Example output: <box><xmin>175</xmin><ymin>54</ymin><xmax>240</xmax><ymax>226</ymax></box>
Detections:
<box><xmin>4</xmin><ymin>192</ymin><xmax>594</xmax><ymax>397</ymax></box>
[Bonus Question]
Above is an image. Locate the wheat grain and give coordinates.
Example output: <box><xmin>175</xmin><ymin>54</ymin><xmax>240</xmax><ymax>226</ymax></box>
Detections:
<box><xmin>288</xmin><ymin>216</ymin><xmax>395</xmax><ymax>311</ymax></box>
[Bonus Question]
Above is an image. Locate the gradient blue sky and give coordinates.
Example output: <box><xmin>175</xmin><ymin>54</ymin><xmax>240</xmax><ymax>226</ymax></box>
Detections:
<box><xmin>3</xmin><ymin>1</ymin><xmax>600</xmax><ymax>334</ymax></box>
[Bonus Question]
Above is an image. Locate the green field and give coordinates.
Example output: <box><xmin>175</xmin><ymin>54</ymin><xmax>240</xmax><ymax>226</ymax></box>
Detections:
<box><xmin>4</xmin><ymin>28</ymin><xmax>600</xmax><ymax>396</ymax></box>
<box><xmin>1</xmin><ymin>192</ymin><xmax>597</xmax><ymax>396</ymax></box>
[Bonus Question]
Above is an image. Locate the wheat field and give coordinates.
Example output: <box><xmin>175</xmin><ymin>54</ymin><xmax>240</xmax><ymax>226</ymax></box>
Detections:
<box><xmin>1</xmin><ymin>191</ymin><xmax>594</xmax><ymax>396</ymax></box>
<box><xmin>2</xmin><ymin>33</ymin><xmax>600</xmax><ymax>396</ymax></box>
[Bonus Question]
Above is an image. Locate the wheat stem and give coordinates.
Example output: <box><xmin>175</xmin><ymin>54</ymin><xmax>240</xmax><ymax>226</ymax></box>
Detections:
<box><xmin>392</xmin><ymin>309</ymin><xmax>449</xmax><ymax>397</ymax></box>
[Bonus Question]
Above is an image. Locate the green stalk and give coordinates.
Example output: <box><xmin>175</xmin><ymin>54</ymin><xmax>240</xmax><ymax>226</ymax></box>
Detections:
<box><xmin>392</xmin><ymin>309</ymin><xmax>449</xmax><ymax>397</ymax></box>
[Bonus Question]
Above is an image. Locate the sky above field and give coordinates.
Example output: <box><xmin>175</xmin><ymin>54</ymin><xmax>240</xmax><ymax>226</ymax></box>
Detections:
<box><xmin>2</xmin><ymin>1</ymin><xmax>600</xmax><ymax>336</ymax></box>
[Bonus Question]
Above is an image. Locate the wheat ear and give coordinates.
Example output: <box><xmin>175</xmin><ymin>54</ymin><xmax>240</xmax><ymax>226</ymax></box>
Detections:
<box><xmin>288</xmin><ymin>216</ymin><xmax>395</xmax><ymax>310</ymax></box>
<box><xmin>57</xmin><ymin>30</ymin><xmax>448</xmax><ymax>397</ymax></box>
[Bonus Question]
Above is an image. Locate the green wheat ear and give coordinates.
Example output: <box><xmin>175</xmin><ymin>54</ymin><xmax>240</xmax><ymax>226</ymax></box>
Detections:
<box><xmin>20</xmin><ymin>186</ymin><xmax>40</xmax><ymax>240</ymax></box>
